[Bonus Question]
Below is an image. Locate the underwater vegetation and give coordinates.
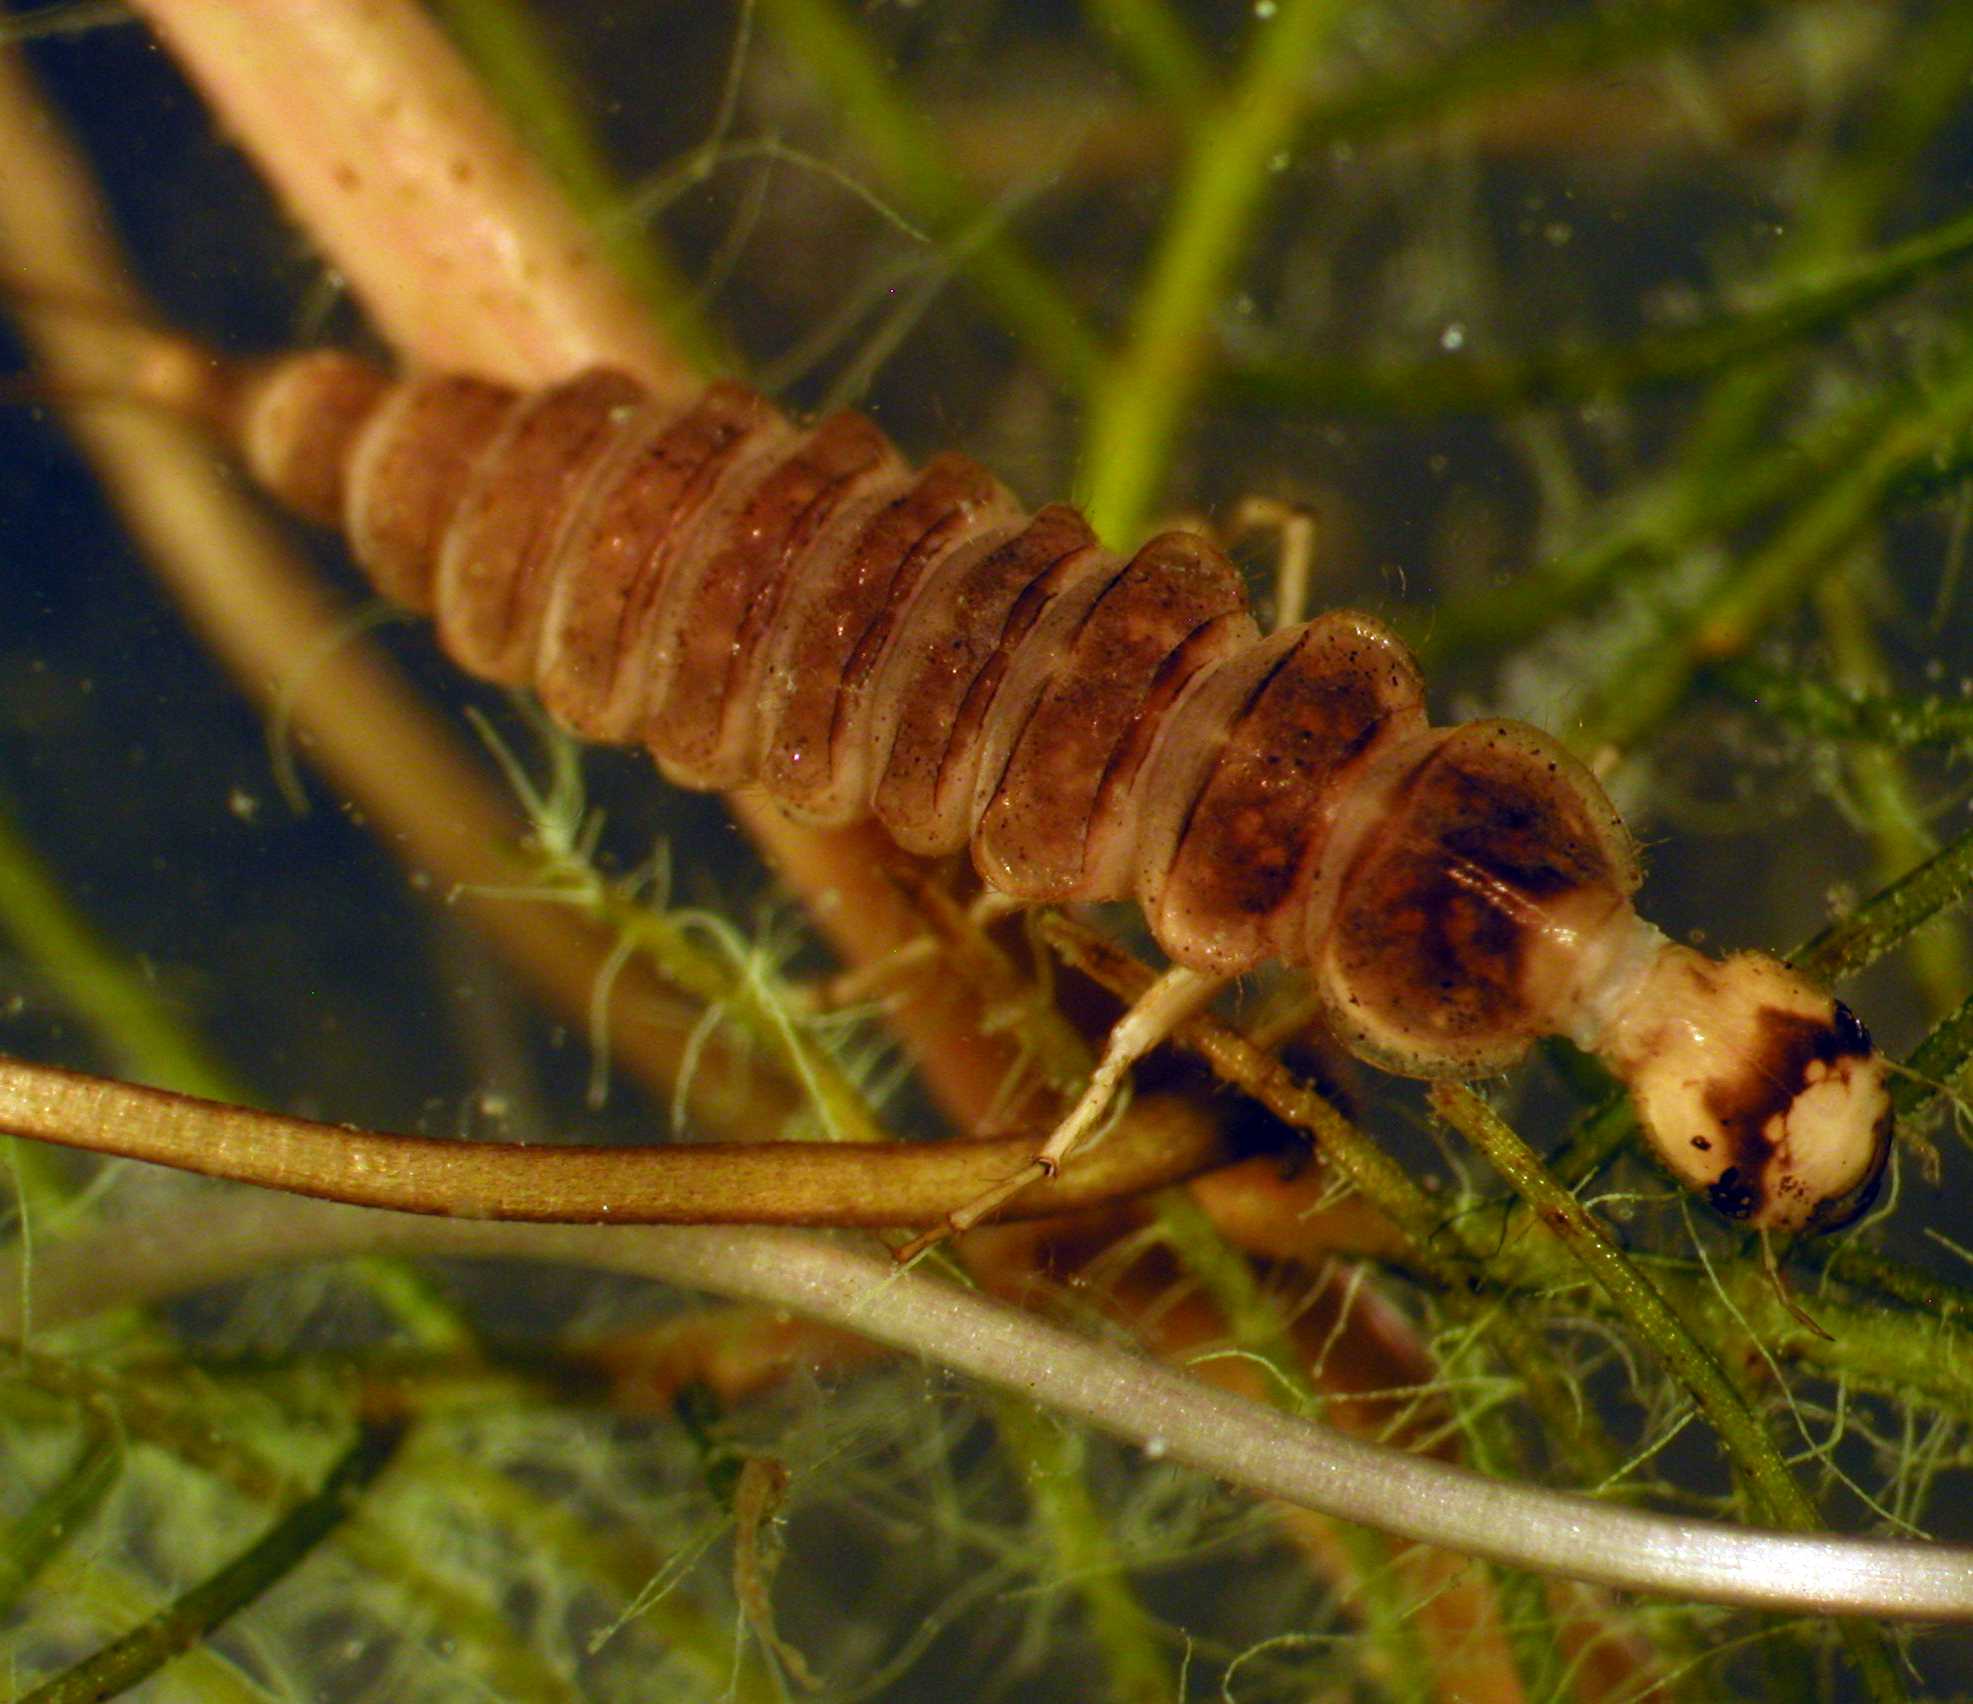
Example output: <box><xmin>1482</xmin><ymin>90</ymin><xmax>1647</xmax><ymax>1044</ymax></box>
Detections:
<box><xmin>4</xmin><ymin>1</ymin><xmax>1973</xmax><ymax>1698</ymax></box>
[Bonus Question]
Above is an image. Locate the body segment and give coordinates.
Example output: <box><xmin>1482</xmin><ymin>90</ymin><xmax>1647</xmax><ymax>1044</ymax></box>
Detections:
<box><xmin>231</xmin><ymin>352</ymin><xmax>1892</xmax><ymax>1232</ymax></box>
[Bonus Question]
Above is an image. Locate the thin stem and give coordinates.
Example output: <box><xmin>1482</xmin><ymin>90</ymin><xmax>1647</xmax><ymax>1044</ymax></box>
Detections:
<box><xmin>1041</xmin><ymin>913</ymin><xmax>1627</xmax><ymax>1492</ymax></box>
<box><xmin>1795</xmin><ymin>814</ymin><xmax>1973</xmax><ymax>990</ymax></box>
<box><xmin>0</xmin><ymin>1405</ymin><xmax>122</xmax><ymax>1617</ymax></box>
<box><xmin>1574</xmin><ymin>349</ymin><xmax>1973</xmax><ymax>754</ymax></box>
<box><xmin>1813</xmin><ymin>567</ymin><xmax>1969</xmax><ymax>1013</ymax></box>
<box><xmin>992</xmin><ymin>1395</ymin><xmax>1178</xmax><ymax>1704</ymax></box>
<box><xmin>8</xmin><ymin>1197</ymin><xmax>1973</xmax><ymax>1623</ymax></box>
<box><xmin>19</xmin><ymin>1416</ymin><xmax>408</xmax><ymax>1704</ymax></box>
<box><xmin>0</xmin><ymin>1055</ymin><xmax>1231</xmax><ymax>1226</ymax></box>
<box><xmin>1082</xmin><ymin>0</ymin><xmax>1215</xmax><ymax>130</ymax></box>
<box><xmin>1039</xmin><ymin>915</ymin><xmax>1457</xmax><ymax>1277</ymax></box>
<box><xmin>1430</xmin><ymin>1089</ymin><xmax>1796</xmax><ymax>1528</ymax></box>
<box><xmin>754</xmin><ymin>0</ymin><xmax>1105</xmax><ymax>393</ymax></box>
<box><xmin>1715</xmin><ymin>657</ymin><xmax>1973</xmax><ymax>752</ymax></box>
<box><xmin>0</xmin><ymin>802</ymin><xmax>234</xmax><ymax>1100</ymax></box>
<box><xmin>1429</xmin><ymin>1083</ymin><xmax>1907</xmax><ymax>1700</ymax></box>
<box><xmin>1080</xmin><ymin>0</ymin><xmax>1343</xmax><ymax>544</ymax></box>
<box><xmin>1151</xmin><ymin>1187</ymin><xmax>1441</xmax><ymax>1701</ymax></box>
<box><xmin>1226</xmin><ymin>193</ymin><xmax>1973</xmax><ymax>416</ymax></box>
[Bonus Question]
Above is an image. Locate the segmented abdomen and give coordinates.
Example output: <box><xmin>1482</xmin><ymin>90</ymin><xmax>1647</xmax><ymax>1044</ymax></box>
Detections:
<box><xmin>236</xmin><ymin>352</ymin><xmax>1639</xmax><ymax>1076</ymax></box>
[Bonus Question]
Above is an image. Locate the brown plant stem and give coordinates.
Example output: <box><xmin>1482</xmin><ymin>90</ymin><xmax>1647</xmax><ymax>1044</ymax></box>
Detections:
<box><xmin>0</xmin><ymin>1055</ymin><xmax>1230</xmax><ymax>1227</ymax></box>
<box><xmin>136</xmin><ymin>2</ymin><xmax>693</xmax><ymax>401</ymax></box>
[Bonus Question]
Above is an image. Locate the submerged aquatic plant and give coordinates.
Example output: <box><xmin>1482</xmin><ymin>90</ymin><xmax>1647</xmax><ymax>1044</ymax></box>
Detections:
<box><xmin>3</xmin><ymin>2</ymin><xmax>1973</xmax><ymax>1698</ymax></box>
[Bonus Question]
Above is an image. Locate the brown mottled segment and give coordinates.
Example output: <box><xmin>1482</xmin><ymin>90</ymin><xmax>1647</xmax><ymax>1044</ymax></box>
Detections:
<box><xmin>975</xmin><ymin>531</ymin><xmax>1249</xmax><ymax>900</ymax></box>
<box><xmin>433</xmin><ymin>367</ymin><xmax>644</xmax><ymax>684</ymax></box>
<box><xmin>871</xmin><ymin>505</ymin><xmax>1104</xmax><ymax>855</ymax></box>
<box><xmin>536</xmin><ymin>381</ymin><xmax>774</xmax><ymax>742</ymax></box>
<box><xmin>237</xmin><ymin>350</ymin><xmax>390</xmax><ymax>528</ymax></box>
<box><xmin>343</xmin><ymin>372</ymin><xmax>515</xmax><ymax>609</ymax></box>
<box><xmin>759</xmin><ymin>452</ymin><xmax>1019</xmax><ymax>823</ymax></box>
<box><xmin>1318</xmin><ymin>720</ymin><xmax>1638</xmax><ymax>1072</ymax></box>
<box><xmin>1081</xmin><ymin>611</ymin><xmax>1257</xmax><ymax>899</ymax></box>
<box><xmin>1150</xmin><ymin>612</ymin><xmax>1426</xmax><ymax>974</ymax></box>
<box><xmin>646</xmin><ymin>412</ymin><xmax>902</xmax><ymax>787</ymax></box>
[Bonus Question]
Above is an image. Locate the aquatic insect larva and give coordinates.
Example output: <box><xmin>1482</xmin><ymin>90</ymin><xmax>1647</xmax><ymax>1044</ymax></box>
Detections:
<box><xmin>215</xmin><ymin>348</ymin><xmax>1892</xmax><ymax>1235</ymax></box>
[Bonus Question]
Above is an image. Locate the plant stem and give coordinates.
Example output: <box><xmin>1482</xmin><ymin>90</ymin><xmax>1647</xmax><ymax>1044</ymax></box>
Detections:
<box><xmin>1430</xmin><ymin>1083</ymin><xmax>1907</xmax><ymax>1701</ymax></box>
<box><xmin>1080</xmin><ymin>0</ymin><xmax>1342</xmax><ymax>544</ymax></box>
<box><xmin>19</xmin><ymin>1416</ymin><xmax>408</xmax><ymax>1704</ymax></box>
<box><xmin>1228</xmin><ymin>193</ymin><xmax>1973</xmax><ymax>417</ymax></box>
<box><xmin>0</xmin><ymin>1055</ymin><xmax>1231</xmax><ymax>1226</ymax></box>
<box><xmin>0</xmin><ymin>1405</ymin><xmax>122</xmax><ymax>1617</ymax></box>
<box><xmin>1574</xmin><ymin>350</ymin><xmax>1973</xmax><ymax>754</ymax></box>
<box><xmin>1812</xmin><ymin>567</ymin><xmax>1969</xmax><ymax>1013</ymax></box>
<box><xmin>1714</xmin><ymin>657</ymin><xmax>1973</xmax><ymax>752</ymax></box>
<box><xmin>8</xmin><ymin>1199</ymin><xmax>1972</xmax><ymax>1622</ymax></box>
<box><xmin>993</xmin><ymin>1395</ymin><xmax>1178</xmax><ymax>1704</ymax></box>
<box><xmin>755</xmin><ymin>0</ymin><xmax>1104</xmax><ymax>392</ymax></box>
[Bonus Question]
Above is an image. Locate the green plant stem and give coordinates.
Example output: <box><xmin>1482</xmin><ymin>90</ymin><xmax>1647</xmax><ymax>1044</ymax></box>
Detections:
<box><xmin>0</xmin><ymin>804</ymin><xmax>233</xmax><ymax>1100</ymax></box>
<box><xmin>1431</xmin><ymin>1091</ymin><xmax>1799</xmax><ymax>1524</ymax></box>
<box><xmin>1715</xmin><ymin>657</ymin><xmax>1973</xmax><ymax>751</ymax></box>
<box><xmin>991</xmin><ymin>1394</ymin><xmax>1176</xmax><ymax>1704</ymax></box>
<box><xmin>1153</xmin><ymin>1187</ymin><xmax>1438</xmax><ymax>1702</ymax></box>
<box><xmin>1896</xmin><ymin>984</ymin><xmax>1973</xmax><ymax>1122</ymax></box>
<box><xmin>1796</xmin><ymin>813</ymin><xmax>1973</xmax><ymax>989</ymax></box>
<box><xmin>1629</xmin><ymin>2</ymin><xmax>1973</xmax><ymax>487</ymax></box>
<box><xmin>1039</xmin><ymin>917</ymin><xmax>1451</xmax><ymax>1270</ymax></box>
<box><xmin>1429</xmin><ymin>1084</ymin><xmax>1906</xmax><ymax>1701</ymax></box>
<box><xmin>1814</xmin><ymin>567</ymin><xmax>1969</xmax><ymax>1013</ymax></box>
<box><xmin>1038</xmin><ymin>915</ymin><xmax>1624</xmax><ymax>1488</ymax></box>
<box><xmin>0</xmin><ymin>1404</ymin><xmax>121</xmax><ymax>1616</ymax></box>
<box><xmin>1414</xmin><ymin>378</ymin><xmax>1900</xmax><ymax>668</ymax></box>
<box><xmin>1079</xmin><ymin>0</ymin><xmax>1342</xmax><ymax>544</ymax></box>
<box><xmin>420</xmin><ymin>1444</ymin><xmax>778</xmax><ymax>1700</ymax></box>
<box><xmin>1812</xmin><ymin>1244</ymin><xmax>1973</xmax><ymax>1326</ymax></box>
<box><xmin>756</xmin><ymin>0</ymin><xmax>1103</xmax><ymax>392</ymax></box>
<box><xmin>19</xmin><ymin>1416</ymin><xmax>408</xmax><ymax>1704</ymax></box>
<box><xmin>0</xmin><ymin>1346</ymin><xmax>647</xmax><ymax>1700</ymax></box>
<box><xmin>1560</xmin><ymin>2</ymin><xmax>1973</xmax><ymax>746</ymax></box>
<box><xmin>1455</xmin><ymin>1409</ymin><xmax>1569</xmax><ymax>1704</ymax></box>
<box><xmin>1574</xmin><ymin>351</ymin><xmax>1973</xmax><ymax>754</ymax></box>
<box><xmin>1598</xmin><ymin>4</ymin><xmax>1973</xmax><ymax>762</ymax></box>
<box><xmin>1083</xmin><ymin>0</ymin><xmax>1215</xmax><ymax>129</ymax></box>
<box><xmin>1421</xmin><ymin>0</ymin><xmax>1973</xmax><ymax>674</ymax></box>
<box><xmin>1229</xmin><ymin>193</ymin><xmax>1973</xmax><ymax>418</ymax></box>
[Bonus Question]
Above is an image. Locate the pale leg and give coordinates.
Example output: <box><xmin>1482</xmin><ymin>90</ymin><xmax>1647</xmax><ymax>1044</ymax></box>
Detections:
<box><xmin>899</xmin><ymin>964</ymin><xmax>1228</xmax><ymax>1258</ymax></box>
<box><xmin>1226</xmin><ymin>496</ymin><xmax>1317</xmax><ymax>633</ymax></box>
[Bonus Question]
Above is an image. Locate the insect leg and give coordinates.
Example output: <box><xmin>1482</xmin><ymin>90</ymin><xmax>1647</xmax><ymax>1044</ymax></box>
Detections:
<box><xmin>900</xmin><ymin>963</ymin><xmax>1228</xmax><ymax>1258</ymax></box>
<box><xmin>1224</xmin><ymin>496</ymin><xmax>1318</xmax><ymax>633</ymax></box>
